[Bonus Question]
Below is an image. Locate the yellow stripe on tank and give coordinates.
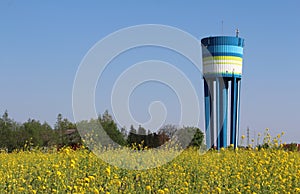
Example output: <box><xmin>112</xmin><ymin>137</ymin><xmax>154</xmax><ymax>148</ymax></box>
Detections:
<box><xmin>203</xmin><ymin>56</ymin><xmax>243</xmax><ymax>62</ymax></box>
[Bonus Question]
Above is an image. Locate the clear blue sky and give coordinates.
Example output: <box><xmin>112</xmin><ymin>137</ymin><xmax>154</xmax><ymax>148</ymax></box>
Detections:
<box><xmin>1</xmin><ymin>1</ymin><xmax>300</xmax><ymax>143</ymax></box>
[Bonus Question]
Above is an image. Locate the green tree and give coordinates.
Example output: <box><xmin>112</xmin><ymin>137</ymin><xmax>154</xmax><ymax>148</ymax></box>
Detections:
<box><xmin>98</xmin><ymin>110</ymin><xmax>126</xmax><ymax>146</ymax></box>
<box><xmin>127</xmin><ymin>125</ymin><xmax>137</xmax><ymax>146</ymax></box>
<box><xmin>39</xmin><ymin>122</ymin><xmax>56</xmax><ymax>147</ymax></box>
<box><xmin>0</xmin><ymin>111</ymin><xmax>16</xmax><ymax>151</ymax></box>
<box><xmin>189</xmin><ymin>127</ymin><xmax>204</xmax><ymax>148</ymax></box>
<box><xmin>54</xmin><ymin>114</ymin><xmax>78</xmax><ymax>146</ymax></box>
<box><xmin>22</xmin><ymin>119</ymin><xmax>55</xmax><ymax>148</ymax></box>
<box><xmin>23</xmin><ymin>119</ymin><xmax>43</xmax><ymax>146</ymax></box>
<box><xmin>175</xmin><ymin>126</ymin><xmax>204</xmax><ymax>148</ymax></box>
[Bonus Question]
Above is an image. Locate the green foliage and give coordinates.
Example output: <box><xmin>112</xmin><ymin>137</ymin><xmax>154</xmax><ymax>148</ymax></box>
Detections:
<box><xmin>54</xmin><ymin>113</ymin><xmax>80</xmax><ymax>147</ymax></box>
<box><xmin>23</xmin><ymin>119</ymin><xmax>56</xmax><ymax>147</ymax></box>
<box><xmin>189</xmin><ymin>127</ymin><xmax>204</xmax><ymax>147</ymax></box>
<box><xmin>0</xmin><ymin>111</ymin><xmax>15</xmax><ymax>152</ymax></box>
<box><xmin>98</xmin><ymin>110</ymin><xmax>126</xmax><ymax>146</ymax></box>
<box><xmin>127</xmin><ymin>125</ymin><xmax>166</xmax><ymax>149</ymax></box>
<box><xmin>0</xmin><ymin>110</ymin><xmax>204</xmax><ymax>152</ymax></box>
<box><xmin>0</xmin><ymin>111</ymin><xmax>57</xmax><ymax>152</ymax></box>
<box><xmin>127</xmin><ymin>125</ymin><xmax>137</xmax><ymax>146</ymax></box>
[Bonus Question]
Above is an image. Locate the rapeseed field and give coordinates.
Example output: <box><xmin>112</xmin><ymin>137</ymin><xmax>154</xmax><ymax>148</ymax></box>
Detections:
<box><xmin>0</xmin><ymin>144</ymin><xmax>299</xmax><ymax>193</ymax></box>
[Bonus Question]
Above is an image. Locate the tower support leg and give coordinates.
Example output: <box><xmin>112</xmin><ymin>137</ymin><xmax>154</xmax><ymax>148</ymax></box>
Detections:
<box><xmin>220</xmin><ymin>79</ymin><xmax>228</xmax><ymax>148</ymax></box>
<box><xmin>210</xmin><ymin>81</ymin><xmax>215</xmax><ymax>149</ymax></box>
<box><xmin>230</xmin><ymin>78</ymin><xmax>238</xmax><ymax>148</ymax></box>
<box><xmin>236</xmin><ymin>79</ymin><xmax>241</xmax><ymax>147</ymax></box>
<box><xmin>204</xmin><ymin>79</ymin><xmax>211</xmax><ymax>149</ymax></box>
<box><xmin>216</xmin><ymin>78</ymin><xmax>220</xmax><ymax>150</ymax></box>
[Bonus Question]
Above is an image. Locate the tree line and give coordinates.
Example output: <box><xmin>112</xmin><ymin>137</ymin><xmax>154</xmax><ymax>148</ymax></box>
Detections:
<box><xmin>0</xmin><ymin>110</ymin><xmax>204</xmax><ymax>152</ymax></box>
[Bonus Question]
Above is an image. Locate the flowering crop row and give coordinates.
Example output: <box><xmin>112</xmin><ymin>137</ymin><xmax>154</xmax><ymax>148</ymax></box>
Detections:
<box><xmin>0</xmin><ymin>145</ymin><xmax>299</xmax><ymax>194</ymax></box>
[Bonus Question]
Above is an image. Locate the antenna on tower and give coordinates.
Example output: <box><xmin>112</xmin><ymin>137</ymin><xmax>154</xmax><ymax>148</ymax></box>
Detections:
<box><xmin>236</xmin><ymin>28</ymin><xmax>239</xmax><ymax>37</ymax></box>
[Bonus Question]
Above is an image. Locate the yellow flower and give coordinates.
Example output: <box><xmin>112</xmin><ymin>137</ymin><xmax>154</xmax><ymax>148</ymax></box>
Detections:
<box><xmin>18</xmin><ymin>187</ymin><xmax>25</xmax><ymax>192</ymax></box>
<box><xmin>94</xmin><ymin>188</ymin><xmax>99</xmax><ymax>194</ymax></box>
<box><xmin>277</xmin><ymin>134</ymin><xmax>281</xmax><ymax>139</ymax></box>
<box><xmin>56</xmin><ymin>171</ymin><xmax>62</xmax><ymax>176</ymax></box>
<box><xmin>115</xmin><ymin>180</ymin><xmax>121</xmax><ymax>187</ymax></box>
<box><xmin>157</xmin><ymin>189</ymin><xmax>165</xmax><ymax>194</ymax></box>
<box><xmin>146</xmin><ymin>185</ymin><xmax>151</xmax><ymax>191</ymax></box>
<box><xmin>105</xmin><ymin>167</ymin><xmax>111</xmax><ymax>176</ymax></box>
<box><xmin>1</xmin><ymin>137</ymin><xmax>300</xmax><ymax>193</ymax></box>
<box><xmin>99</xmin><ymin>187</ymin><xmax>104</xmax><ymax>192</ymax></box>
<box><xmin>184</xmin><ymin>181</ymin><xmax>189</xmax><ymax>187</ymax></box>
<box><xmin>280</xmin><ymin>144</ymin><xmax>283</xmax><ymax>148</ymax></box>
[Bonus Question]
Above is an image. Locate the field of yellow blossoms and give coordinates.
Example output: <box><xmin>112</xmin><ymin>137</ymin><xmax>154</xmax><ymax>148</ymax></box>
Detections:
<box><xmin>0</xmin><ymin>145</ymin><xmax>299</xmax><ymax>194</ymax></box>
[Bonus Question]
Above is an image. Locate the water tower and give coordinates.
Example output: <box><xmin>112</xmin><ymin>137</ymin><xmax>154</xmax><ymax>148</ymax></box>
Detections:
<box><xmin>201</xmin><ymin>31</ymin><xmax>245</xmax><ymax>149</ymax></box>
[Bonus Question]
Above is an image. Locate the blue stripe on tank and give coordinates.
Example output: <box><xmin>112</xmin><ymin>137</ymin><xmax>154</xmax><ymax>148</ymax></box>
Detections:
<box><xmin>201</xmin><ymin>36</ymin><xmax>245</xmax><ymax>47</ymax></box>
<box><xmin>206</xmin><ymin>45</ymin><xmax>243</xmax><ymax>55</ymax></box>
<box><xmin>202</xmin><ymin>52</ymin><xmax>243</xmax><ymax>58</ymax></box>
